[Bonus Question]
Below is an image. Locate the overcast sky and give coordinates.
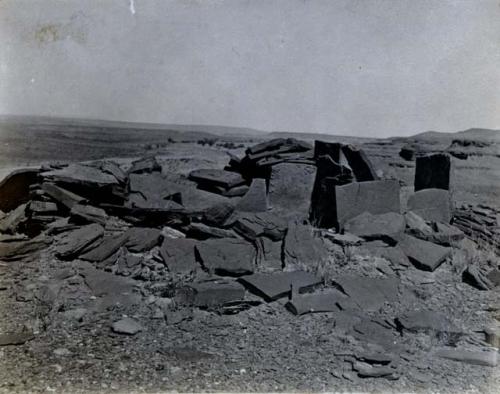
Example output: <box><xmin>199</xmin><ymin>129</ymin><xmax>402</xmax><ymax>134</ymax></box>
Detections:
<box><xmin>0</xmin><ymin>0</ymin><xmax>499</xmax><ymax>137</ymax></box>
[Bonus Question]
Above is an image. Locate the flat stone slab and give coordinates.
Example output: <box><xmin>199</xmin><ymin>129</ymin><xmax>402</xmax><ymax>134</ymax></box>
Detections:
<box><xmin>407</xmin><ymin>189</ymin><xmax>452</xmax><ymax>223</ymax></box>
<box><xmin>41</xmin><ymin>183</ymin><xmax>87</xmax><ymax>209</ymax></box>
<box><xmin>70</xmin><ymin>203</ymin><xmax>108</xmax><ymax>225</ymax></box>
<box><xmin>236</xmin><ymin>178</ymin><xmax>268</xmax><ymax>212</ymax></box>
<box><xmin>28</xmin><ymin>201</ymin><xmax>58</xmax><ymax>215</ymax></box>
<box><xmin>202</xmin><ymin>202</ymin><xmax>235</xmax><ymax>226</ymax></box>
<box><xmin>195</xmin><ymin>238</ymin><xmax>255</xmax><ymax>276</ymax></box>
<box><xmin>239</xmin><ymin>271</ymin><xmax>322</xmax><ymax>301</ymax></box>
<box><xmin>435</xmin><ymin>347</ymin><xmax>497</xmax><ymax>367</ymax></box>
<box><xmin>345</xmin><ymin>212</ymin><xmax>405</xmax><ymax>243</ymax></box>
<box><xmin>124</xmin><ymin>227</ymin><xmax>162</xmax><ymax>252</ymax></box>
<box><xmin>186</xmin><ymin>223</ymin><xmax>238</xmax><ymax>240</ymax></box>
<box><xmin>42</xmin><ymin>164</ymin><xmax>119</xmax><ymax>188</ymax></box>
<box><xmin>358</xmin><ymin>243</ymin><xmax>411</xmax><ymax>268</ymax></box>
<box><xmin>0</xmin><ymin>331</ymin><xmax>35</xmax><ymax>346</ymax></box>
<box><xmin>415</xmin><ymin>153</ymin><xmax>452</xmax><ymax>191</ymax></box>
<box><xmin>0</xmin><ymin>203</ymin><xmax>27</xmax><ymax>234</ymax></box>
<box><xmin>322</xmin><ymin>231</ymin><xmax>363</xmax><ymax>246</ymax></box>
<box><xmin>334</xmin><ymin>275</ymin><xmax>400</xmax><ymax>312</ymax></box>
<box><xmin>160</xmin><ymin>238</ymin><xmax>198</xmax><ymax>275</ymax></box>
<box><xmin>55</xmin><ymin>223</ymin><xmax>104</xmax><ymax>260</ymax></box>
<box><xmin>189</xmin><ymin>169</ymin><xmax>246</xmax><ymax>190</ymax></box>
<box><xmin>181</xmin><ymin>280</ymin><xmax>246</xmax><ymax>308</ymax></box>
<box><xmin>0</xmin><ymin>235</ymin><xmax>52</xmax><ymax>261</ymax></box>
<box><xmin>398</xmin><ymin>234</ymin><xmax>451</xmax><ymax>271</ymax></box>
<box><xmin>311</xmin><ymin>180</ymin><xmax>400</xmax><ymax>229</ymax></box>
<box><xmin>283</xmin><ymin>222</ymin><xmax>329</xmax><ymax>270</ymax></box>
<box><xmin>128</xmin><ymin>156</ymin><xmax>161</xmax><ymax>174</ymax></box>
<box><xmin>395</xmin><ymin>310</ymin><xmax>458</xmax><ymax>334</ymax></box>
<box><xmin>268</xmin><ymin>163</ymin><xmax>316</xmax><ymax>220</ymax></box>
<box><xmin>231</xmin><ymin>211</ymin><xmax>287</xmax><ymax>241</ymax></box>
<box><xmin>80</xmin><ymin>233</ymin><xmax>128</xmax><ymax>262</ymax></box>
<box><xmin>286</xmin><ymin>289</ymin><xmax>346</xmax><ymax>315</ymax></box>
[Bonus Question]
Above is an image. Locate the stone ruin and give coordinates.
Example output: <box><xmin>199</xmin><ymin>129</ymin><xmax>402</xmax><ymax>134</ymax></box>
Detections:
<box><xmin>0</xmin><ymin>138</ymin><xmax>499</xmax><ymax>381</ymax></box>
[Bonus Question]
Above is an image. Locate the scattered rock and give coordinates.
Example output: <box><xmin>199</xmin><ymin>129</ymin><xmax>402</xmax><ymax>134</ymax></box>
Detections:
<box><xmin>255</xmin><ymin>237</ymin><xmax>282</xmax><ymax>271</ymax></box>
<box><xmin>189</xmin><ymin>169</ymin><xmax>246</xmax><ymax>190</ymax></box>
<box><xmin>396</xmin><ymin>310</ymin><xmax>458</xmax><ymax>334</ymax></box>
<box><xmin>41</xmin><ymin>182</ymin><xmax>87</xmax><ymax>209</ymax></box>
<box><xmin>322</xmin><ymin>231</ymin><xmax>363</xmax><ymax>246</ymax></box>
<box><xmin>398</xmin><ymin>234</ymin><xmax>451</xmax><ymax>271</ymax></box>
<box><xmin>435</xmin><ymin>347</ymin><xmax>497</xmax><ymax>367</ymax></box>
<box><xmin>239</xmin><ymin>271</ymin><xmax>322</xmax><ymax>301</ymax></box>
<box><xmin>231</xmin><ymin>211</ymin><xmax>287</xmax><ymax>241</ymax></box>
<box><xmin>185</xmin><ymin>223</ymin><xmax>238</xmax><ymax>240</ymax></box>
<box><xmin>202</xmin><ymin>202</ymin><xmax>235</xmax><ymax>226</ymax></box>
<box><xmin>0</xmin><ymin>331</ymin><xmax>35</xmax><ymax>346</ymax></box>
<box><xmin>80</xmin><ymin>233</ymin><xmax>128</xmax><ymax>262</ymax></box>
<box><xmin>111</xmin><ymin>317</ymin><xmax>143</xmax><ymax>335</ymax></box>
<box><xmin>0</xmin><ymin>203</ymin><xmax>28</xmax><ymax>234</ymax></box>
<box><xmin>0</xmin><ymin>235</ymin><xmax>52</xmax><ymax>261</ymax></box>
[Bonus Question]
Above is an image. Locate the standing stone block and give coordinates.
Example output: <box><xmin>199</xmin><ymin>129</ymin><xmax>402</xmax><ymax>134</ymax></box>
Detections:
<box><xmin>341</xmin><ymin>145</ymin><xmax>378</xmax><ymax>181</ymax></box>
<box><xmin>268</xmin><ymin>163</ymin><xmax>316</xmax><ymax>220</ymax></box>
<box><xmin>407</xmin><ymin>189</ymin><xmax>452</xmax><ymax>223</ymax></box>
<box><xmin>414</xmin><ymin>153</ymin><xmax>452</xmax><ymax>191</ymax></box>
<box><xmin>310</xmin><ymin>180</ymin><xmax>400</xmax><ymax>229</ymax></box>
<box><xmin>236</xmin><ymin>178</ymin><xmax>268</xmax><ymax>212</ymax></box>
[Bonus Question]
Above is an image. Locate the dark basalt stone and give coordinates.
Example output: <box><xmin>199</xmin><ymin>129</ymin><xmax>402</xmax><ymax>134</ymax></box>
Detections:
<box><xmin>239</xmin><ymin>271</ymin><xmax>322</xmax><ymax>302</ymax></box>
<box><xmin>195</xmin><ymin>238</ymin><xmax>255</xmax><ymax>276</ymax></box>
<box><xmin>414</xmin><ymin>153</ymin><xmax>452</xmax><ymax>191</ymax></box>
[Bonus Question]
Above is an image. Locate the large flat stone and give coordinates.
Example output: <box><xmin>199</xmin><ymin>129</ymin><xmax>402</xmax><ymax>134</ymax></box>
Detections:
<box><xmin>160</xmin><ymin>238</ymin><xmax>198</xmax><ymax>275</ymax></box>
<box><xmin>398</xmin><ymin>234</ymin><xmax>451</xmax><ymax>271</ymax></box>
<box><xmin>128</xmin><ymin>156</ymin><xmax>161</xmax><ymax>174</ymax></box>
<box><xmin>283</xmin><ymin>222</ymin><xmax>329</xmax><ymax>270</ymax></box>
<box><xmin>55</xmin><ymin>223</ymin><xmax>104</xmax><ymax>260</ymax></box>
<box><xmin>189</xmin><ymin>169</ymin><xmax>246</xmax><ymax>190</ymax></box>
<box><xmin>239</xmin><ymin>271</ymin><xmax>322</xmax><ymax>301</ymax></box>
<box><xmin>180</xmin><ymin>280</ymin><xmax>246</xmax><ymax>308</ymax></box>
<box><xmin>124</xmin><ymin>227</ymin><xmax>162</xmax><ymax>252</ymax></box>
<box><xmin>230</xmin><ymin>211</ymin><xmax>287</xmax><ymax>241</ymax></box>
<box><xmin>415</xmin><ymin>153</ymin><xmax>452</xmax><ymax>191</ymax></box>
<box><xmin>407</xmin><ymin>189</ymin><xmax>452</xmax><ymax>223</ymax></box>
<box><xmin>0</xmin><ymin>235</ymin><xmax>51</xmax><ymax>261</ymax></box>
<box><xmin>345</xmin><ymin>212</ymin><xmax>405</xmax><ymax>243</ymax></box>
<box><xmin>286</xmin><ymin>289</ymin><xmax>346</xmax><ymax>315</ymax></box>
<box><xmin>41</xmin><ymin>183</ymin><xmax>87</xmax><ymax>210</ymax></box>
<box><xmin>395</xmin><ymin>310</ymin><xmax>458</xmax><ymax>334</ymax></box>
<box><xmin>70</xmin><ymin>203</ymin><xmax>108</xmax><ymax>225</ymax></box>
<box><xmin>195</xmin><ymin>238</ymin><xmax>255</xmax><ymax>276</ymax></box>
<box><xmin>80</xmin><ymin>233</ymin><xmax>128</xmax><ymax>262</ymax></box>
<box><xmin>435</xmin><ymin>347</ymin><xmax>497</xmax><ymax>367</ymax></box>
<box><xmin>42</xmin><ymin>164</ymin><xmax>119</xmax><ymax>188</ymax></box>
<box><xmin>311</xmin><ymin>180</ymin><xmax>400</xmax><ymax>229</ymax></box>
<box><xmin>268</xmin><ymin>163</ymin><xmax>316</xmax><ymax>220</ymax></box>
<box><xmin>334</xmin><ymin>275</ymin><xmax>400</xmax><ymax>312</ymax></box>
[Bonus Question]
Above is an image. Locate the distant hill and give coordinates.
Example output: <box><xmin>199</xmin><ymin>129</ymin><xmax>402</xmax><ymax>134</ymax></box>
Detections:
<box><xmin>268</xmin><ymin>131</ymin><xmax>375</xmax><ymax>144</ymax></box>
<box><xmin>409</xmin><ymin>128</ymin><xmax>500</xmax><ymax>142</ymax></box>
<box><xmin>0</xmin><ymin>115</ymin><xmax>266</xmax><ymax>138</ymax></box>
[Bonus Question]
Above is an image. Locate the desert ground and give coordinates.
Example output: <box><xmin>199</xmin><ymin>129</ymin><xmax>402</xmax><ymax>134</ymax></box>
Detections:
<box><xmin>0</xmin><ymin>116</ymin><xmax>499</xmax><ymax>393</ymax></box>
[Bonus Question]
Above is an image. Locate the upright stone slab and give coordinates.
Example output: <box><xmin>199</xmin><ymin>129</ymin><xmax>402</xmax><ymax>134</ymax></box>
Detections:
<box><xmin>407</xmin><ymin>189</ymin><xmax>452</xmax><ymax>223</ymax></box>
<box><xmin>0</xmin><ymin>169</ymin><xmax>40</xmax><ymax>213</ymax></box>
<box><xmin>268</xmin><ymin>163</ymin><xmax>316</xmax><ymax>220</ymax></box>
<box><xmin>341</xmin><ymin>145</ymin><xmax>378</xmax><ymax>181</ymax></box>
<box><xmin>236</xmin><ymin>178</ymin><xmax>268</xmax><ymax>212</ymax></box>
<box><xmin>414</xmin><ymin>153</ymin><xmax>452</xmax><ymax>191</ymax></box>
<box><xmin>310</xmin><ymin>180</ymin><xmax>400</xmax><ymax>229</ymax></box>
<box><xmin>195</xmin><ymin>238</ymin><xmax>255</xmax><ymax>276</ymax></box>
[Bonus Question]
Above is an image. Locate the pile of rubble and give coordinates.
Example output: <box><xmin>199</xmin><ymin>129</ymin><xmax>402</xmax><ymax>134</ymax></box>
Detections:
<box><xmin>0</xmin><ymin>138</ymin><xmax>499</xmax><ymax>383</ymax></box>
